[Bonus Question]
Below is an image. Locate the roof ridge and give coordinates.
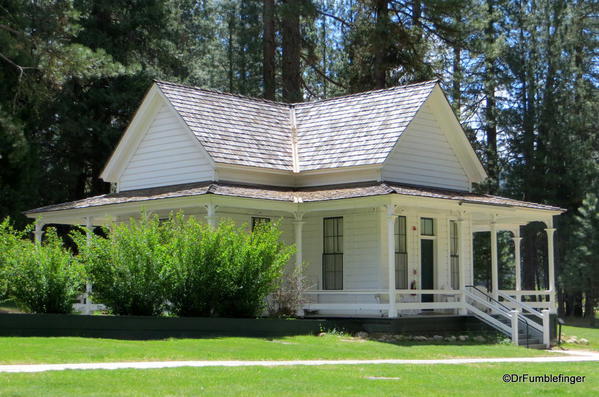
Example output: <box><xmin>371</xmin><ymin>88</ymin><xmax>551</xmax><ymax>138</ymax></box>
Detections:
<box><xmin>154</xmin><ymin>78</ymin><xmax>439</xmax><ymax>107</ymax></box>
<box><xmin>154</xmin><ymin>79</ymin><xmax>289</xmax><ymax>107</ymax></box>
<box><xmin>293</xmin><ymin>79</ymin><xmax>439</xmax><ymax>107</ymax></box>
<box><xmin>288</xmin><ymin>106</ymin><xmax>300</xmax><ymax>173</ymax></box>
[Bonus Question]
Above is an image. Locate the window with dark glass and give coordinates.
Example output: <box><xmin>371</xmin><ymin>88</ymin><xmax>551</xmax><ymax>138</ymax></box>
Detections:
<box><xmin>251</xmin><ymin>217</ymin><xmax>270</xmax><ymax>231</ymax></box>
<box><xmin>323</xmin><ymin>217</ymin><xmax>343</xmax><ymax>290</ymax></box>
<box><xmin>421</xmin><ymin>218</ymin><xmax>434</xmax><ymax>236</ymax></box>
<box><xmin>450</xmin><ymin>220</ymin><xmax>459</xmax><ymax>289</ymax></box>
<box><xmin>395</xmin><ymin>216</ymin><xmax>408</xmax><ymax>289</ymax></box>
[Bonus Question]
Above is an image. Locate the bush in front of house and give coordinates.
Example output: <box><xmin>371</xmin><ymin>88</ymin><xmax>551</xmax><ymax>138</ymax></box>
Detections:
<box><xmin>162</xmin><ymin>214</ymin><xmax>294</xmax><ymax>317</ymax></box>
<box><xmin>160</xmin><ymin>214</ymin><xmax>217</xmax><ymax>317</ymax></box>
<box><xmin>0</xmin><ymin>220</ymin><xmax>84</xmax><ymax>314</ymax></box>
<box><xmin>206</xmin><ymin>218</ymin><xmax>294</xmax><ymax>317</ymax></box>
<box><xmin>0</xmin><ymin>218</ymin><xmax>25</xmax><ymax>301</ymax></box>
<box><xmin>74</xmin><ymin>213</ymin><xmax>169</xmax><ymax>316</ymax></box>
<box><xmin>267</xmin><ymin>264</ymin><xmax>309</xmax><ymax>317</ymax></box>
<box><xmin>75</xmin><ymin>212</ymin><xmax>294</xmax><ymax>317</ymax></box>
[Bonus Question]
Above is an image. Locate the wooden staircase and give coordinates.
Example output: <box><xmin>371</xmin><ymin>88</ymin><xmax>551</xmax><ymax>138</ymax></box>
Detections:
<box><xmin>464</xmin><ymin>286</ymin><xmax>550</xmax><ymax>349</ymax></box>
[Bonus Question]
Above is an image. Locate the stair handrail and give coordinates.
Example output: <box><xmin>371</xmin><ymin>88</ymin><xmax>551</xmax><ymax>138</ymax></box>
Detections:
<box><xmin>465</xmin><ymin>285</ymin><xmax>512</xmax><ymax>313</ymax></box>
<box><xmin>465</xmin><ymin>285</ymin><xmax>532</xmax><ymax>348</ymax></box>
<box><xmin>496</xmin><ymin>291</ymin><xmax>543</xmax><ymax>320</ymax></box>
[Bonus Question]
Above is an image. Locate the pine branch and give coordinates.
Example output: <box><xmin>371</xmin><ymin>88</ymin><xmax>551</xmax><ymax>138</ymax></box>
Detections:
<box><xmin>301</xmin><ymin>78</ymin><xmax>317</xmax><ymax>99</ymax></box>
<box><xmin>300</xmin><ymin>53</ymin><xmax>346</xmax><ymax>89</ymax></box>
<box><xmin>316</xmin><ymin>9</ymin><xmax>353</xmax><ymax>28</ymax></box>
<box><xmin>0</xmin><ymin>52</ymin><xmax>37</xmax><ymax>111</ymax></box>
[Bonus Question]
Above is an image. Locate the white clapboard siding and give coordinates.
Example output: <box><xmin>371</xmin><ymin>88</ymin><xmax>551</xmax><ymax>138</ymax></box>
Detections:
<box><xmin>302</xmin><ymin>210</ymin><xmax>382</xmax><ymax>304</ymax></box>
<box><xmin>382</xmin><ymin>103</ymin><xmax>470</xmax><ymax>191</ymax></box>
<box><xmin>120</xmin><ymin>105</ymin><xmax>214</xmax><ymax>191</ymax></box>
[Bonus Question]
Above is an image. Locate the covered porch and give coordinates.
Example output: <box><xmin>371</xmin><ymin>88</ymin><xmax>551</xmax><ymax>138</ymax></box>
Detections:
<box><xmin>25</xmin><ymin>181</ymin><xmax>563</xmax><ymax>323</ymax></box>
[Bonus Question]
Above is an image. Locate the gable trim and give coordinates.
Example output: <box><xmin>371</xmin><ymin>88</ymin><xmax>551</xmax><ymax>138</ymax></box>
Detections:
<box><xmin>100</xmin><ymin>83</ymin><xmax>216</xmax><ymax>184</ymax></box>
<box><xmin>427</xmin><ymin>85</ymin><xmax>487</xmax><ymax>183</ymax></box>
<box><xmin>155</xmin><ymin>87</ymin><xmax>216</xmax><ymax>170</ymax></box>
<box><xmin>381</xmin><ymin>84</ymin><xmax>487</xmax><ymax>185</ymax></box>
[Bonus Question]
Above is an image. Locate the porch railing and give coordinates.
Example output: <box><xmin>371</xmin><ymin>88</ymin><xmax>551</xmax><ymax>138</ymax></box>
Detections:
<box><xmin>302</xmin><ymin>289</ymin><xmax>464</xmax><ymax>313</ymax></box>
<box><xmin>497</xmin><ymin>290</ymin><xmax>553</xmax><ymax>310</ymax></box>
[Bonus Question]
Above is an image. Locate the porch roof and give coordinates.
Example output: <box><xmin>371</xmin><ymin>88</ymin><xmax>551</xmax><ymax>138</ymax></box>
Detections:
<box><xmin>25</xmin><ymin>181</ymin><xmax>564</xmax><ymax>216</ymax></box>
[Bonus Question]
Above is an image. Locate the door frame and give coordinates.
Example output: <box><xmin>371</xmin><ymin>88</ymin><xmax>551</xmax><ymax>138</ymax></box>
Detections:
<box><xmin>418</xmin><ymin>216</ymin><xmax>437</xmax><ymax>302</ymax></box>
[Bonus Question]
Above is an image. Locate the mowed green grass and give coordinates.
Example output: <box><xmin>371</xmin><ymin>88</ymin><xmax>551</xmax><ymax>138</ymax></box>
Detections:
<box><xmin>0</xmin><ymin>335</ymin><xmax>554</xmax><ymax>364</ymax></box>
<box><xmin>0</xmin><ymin>362</ymin><xmax>596</xmax><ymax>397</ymax></box>
<box><xmin>561</xmin><ymin>323</ymin><xmax>599</xmax><ymax>351</ymax></box>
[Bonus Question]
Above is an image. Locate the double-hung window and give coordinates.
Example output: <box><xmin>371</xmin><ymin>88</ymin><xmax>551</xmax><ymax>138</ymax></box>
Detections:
<box><xmin>323</xmin><ymin>217</ymin><xmax>343</xmax><ymax>290</ymax></box>
<box><xmin>395</xmin><ymin>216</ymin><xmax>408</xmax><ymax>289</ymax></box>
<box><xmin>449</xmin><ymin>220</ymin><xmax>459</xmax><ymax>289</ymax></box>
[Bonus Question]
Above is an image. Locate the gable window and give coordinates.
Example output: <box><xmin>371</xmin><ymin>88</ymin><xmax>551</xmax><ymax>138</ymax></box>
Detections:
<box><xmin>395</xmin><ymin>216</ymin><xmax>408</xmax><ymax>289</ymax></box>
<box><xmin>421</xmin><ymin>218</ymin><xmax>435</xmax><ymax>236</ymax></box>
<box><xmin>450</xmin><ymin>220</ymin><xmax>459</xmax><ymax>289</ymax></box>
<box><xmin>323</xmin><ymin>217</ymin><xmax>343</xmax><ymax>290</ymax></box>
<box><xmin>251</xmin><ymin>217</ymin><xmax>270</xmax><ymax>231</ymax></box>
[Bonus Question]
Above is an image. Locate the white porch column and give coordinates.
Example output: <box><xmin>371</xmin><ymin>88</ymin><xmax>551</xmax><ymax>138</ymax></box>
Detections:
<box><xmin>83</xmin><ymin>216</ymin><xmax>95</xmax><ymax>315</ymax></box>
<box><xmin>205</xmin><ymin>203</ymin><xmax>217</xmax><ymax>228</ymax></box>
<box><xmin>293</xmin><ymin>213</ymin><xmax>304</xmax><ymax>269</ymax></box>
<box><xmin>34</xmin><ymin>221</ymin><xmax>44</xmax><ymax>244</ymax></box>
<box><xmin>386</xmin><ymin>204</ymin><xmax>397</xmax><ymax>318</ymax></box>
<box><xmin>512</xmin><ymin>229</ymin><xmax>522</xmax><ymax>302</ymax></box>
<box><xmin>490</xmin><ymin>221</ymin><xmax>498</xmax><ymax>300</ymax></box>
<box><xmin>545</xmin><ymin>225</ymin><xmax>557</xmax><ymax>313</ymax></box>
<box><xmin>293</xmin><ymin>213</ymin><xmax>305</xmax><ymax>317</ymax></box>
<box><xmin>458</xmin><ymin>217</ymin><xmax>467</xmax><ymax>315</ymax></box>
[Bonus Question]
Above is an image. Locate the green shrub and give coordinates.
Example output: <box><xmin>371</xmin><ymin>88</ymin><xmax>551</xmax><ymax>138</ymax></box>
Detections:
<box><xmin>216</xmin><ymin>220</ymin><xmax>294</xmax><ymax>317</ymax></box>
<box><xmin>75</xmin><ymin>212</ymin><xmax>294</xmax><ymax>318</ymax></box>
<box><xmin>2</xmin><ymin>224</ymin><xmax>84</xmax><ymax>314</ymax></box>
<box><xmin>74</xmin><ymin>213</ymin><xmax>169</xmax><ymax>316</ymax></box>
<box><xmin>0</xmin><ymin>218</ymin><xmax>28</xmax><ymax>302</ymax></box>
<box><xmin>162</xmin><ymin>214</ymin><xmax>294</xmax><ymax>317</ymax></box>
<box><xmin>160</xmin><ymin>215</ymin><xmax>221</xmax><ymax>317</ymax></box>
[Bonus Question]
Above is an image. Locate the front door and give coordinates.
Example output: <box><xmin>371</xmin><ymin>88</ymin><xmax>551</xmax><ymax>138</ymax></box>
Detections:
<box><xmin>421</xmin><ymin>239</ymin><xmax>434</xmax><ymax>302</ymax></box>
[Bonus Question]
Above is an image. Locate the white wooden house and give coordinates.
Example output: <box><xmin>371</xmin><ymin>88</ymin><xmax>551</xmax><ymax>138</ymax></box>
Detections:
<box><xmin>26</xmin><ymin>80</ymin><xmax>563</xmax><ymax>346</ymax></box>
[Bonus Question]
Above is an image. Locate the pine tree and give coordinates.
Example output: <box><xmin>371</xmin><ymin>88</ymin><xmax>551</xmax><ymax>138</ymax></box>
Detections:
<box><xmin>565</xmin><ymin>193</ymin><xmax>599</xmax><ymax>324</ymax></box>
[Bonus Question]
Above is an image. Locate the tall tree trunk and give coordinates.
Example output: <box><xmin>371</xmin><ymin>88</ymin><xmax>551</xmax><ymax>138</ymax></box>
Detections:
<box><xmin>321</xmin><ymin>14</ymin><xmax>327</xmax><ymax>97</ymax></box>
<box><xmin>373</xmin><ymin>0</ymin><xmax>389</xmax><ymax>89</ymax></box>
<box><xmin>262</xmin><ymin>0</ymin><xmax>276</xmax><ymax>100</ymax></box>
<box><xmin>484</xmin><ymin>0</ymin><xmax>498</xmax><ymax>193</ymax></box>
<box><xmin>583</xmin><ymin>293</ymin><xmax>594</xmax><ymax>321</ymax></box>
<box><xmin>412</xmin><ymin>0</ymin><xmax>421</xmax><ymax>27</ymax></box>
<box><xmin>227</xmin><ymin>12</ymin><xmax>235</xmax><ymax>93</ymax></box>
<box><xmin>573</xmin><ymin>293</ymin><xmax>583</xmax><ymax>317</ymax></box>
<box><xmin>281</xmin><ymin>0</ymin><xmax>302</xmax><ymax>103</ymax></box>
<box><xmin>452</xmin><ymin>46</ymin><xmax>462</xmax><ymax>118</ymax></box>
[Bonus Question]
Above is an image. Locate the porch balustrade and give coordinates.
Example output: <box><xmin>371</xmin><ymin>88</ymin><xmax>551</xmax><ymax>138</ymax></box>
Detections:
<box><xmin>302</xmin><ymin>289</ymin><xmax>465</xmax><ymax>313</ymax></box>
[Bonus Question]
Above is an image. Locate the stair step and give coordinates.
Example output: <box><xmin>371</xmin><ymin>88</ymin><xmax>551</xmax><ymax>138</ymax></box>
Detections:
<box><xmin>522</xmin><ymin>343</ymin><xmax>547</xmax><ymax>350</ymax></box>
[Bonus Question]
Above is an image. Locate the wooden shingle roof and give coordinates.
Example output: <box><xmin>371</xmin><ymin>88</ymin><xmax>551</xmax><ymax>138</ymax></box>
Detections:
<box><xmin>155</xmin><ymin>80</ymin><xmax>437</xmax><ymax>172</ymax></box>
<box><xmin>156</xmin><ymin>81</ymin><xmax>293</xmax><ymax>170</ymax></box>
<box><xmin>24</xmin><ymin>181</ymin><xmax>564</xmax><ymax>215</ymax></box>
<box><xmin>294</xmin><ymin>81</ymin><xmax>435</xmax><ymax>170</ymax></box>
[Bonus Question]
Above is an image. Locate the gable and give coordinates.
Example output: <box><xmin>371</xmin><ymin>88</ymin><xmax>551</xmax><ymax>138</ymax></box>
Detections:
<box><xmin>382</xmin><ymin>102</ymin><xmax>471</xmax><ymax>191</ymax></box>
<box><xmin>103</xmin><ymin>80</ymin><xmax>485</xmax><ymax>191</ymax></box>
<box><xmin>156</xmin><ymin>81</ymin><xmax>293</xmax><ymax>171</ymax></box>
<box><xmin>294</xmin><ymin>81</ymin><xmax>436</xmax><ymax>171</ymax></box>
<box><xmin>119</xmin><ymin>103</ymin><xmax>215</xmax><ymax>191</ymax></box>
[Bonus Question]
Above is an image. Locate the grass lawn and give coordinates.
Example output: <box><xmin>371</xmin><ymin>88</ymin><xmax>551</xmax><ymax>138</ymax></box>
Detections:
<box><xmin>0</xmin><ymin>362</ymin><xmax>596</xmax><ymax>396</ymax></box>
<box><xmin>0</xmin><ymin>335</ymin><xmax>556</xmax><ymax>365</ymax></box>
<box><xmin>560</xmin><ymin>322</ymin><xmax>599</xmax><ymax>352</ymax></box>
